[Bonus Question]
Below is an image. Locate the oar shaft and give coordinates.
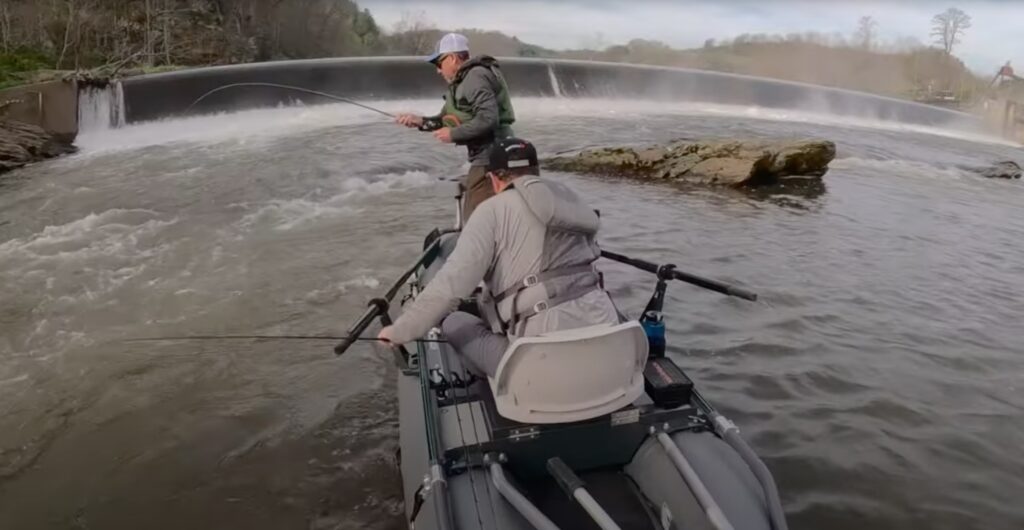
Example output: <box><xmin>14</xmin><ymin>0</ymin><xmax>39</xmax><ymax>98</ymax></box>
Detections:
<box><xmin>600</xmin><ymin>249</ymin><xmax>758</xmax><ymax>301</ymax></box>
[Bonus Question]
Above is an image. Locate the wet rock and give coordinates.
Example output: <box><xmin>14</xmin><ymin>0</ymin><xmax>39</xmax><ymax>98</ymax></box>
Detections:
<box><xmin>0</xmin><ymin>120</ymin><xmax>77</xmax><ymax>175</ymax></box>
<box><xmin>964</xmin><ymin>160</ymin><xmax>1022</xmax><ymax>179</ymax></box>
<box><xmin>544</xmin><ymin>138</ymin><xmax>836</xmax><ymax>187</ymax></box>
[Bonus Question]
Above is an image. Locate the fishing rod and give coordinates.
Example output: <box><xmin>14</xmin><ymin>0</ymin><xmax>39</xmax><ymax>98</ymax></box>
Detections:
<box><xmin>126</xmin><ymin>335</ymin><xmax>446</xmax><ymax>343</ymax></box>
<box><xmin>335</xmin><ymin>236</ymin><xmax>443</xmax><ymax>356</ymax></box>
<box><xmin>185</xmin><ymin>82</ymin><xmax>396</xmax><ymax>118</ymax></box>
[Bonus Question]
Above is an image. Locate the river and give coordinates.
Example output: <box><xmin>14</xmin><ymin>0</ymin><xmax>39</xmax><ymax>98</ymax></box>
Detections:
<box><xmin>1</xmin><ymin>98</ymin><xmax>1022</xmax><ymax>530</ymax></box>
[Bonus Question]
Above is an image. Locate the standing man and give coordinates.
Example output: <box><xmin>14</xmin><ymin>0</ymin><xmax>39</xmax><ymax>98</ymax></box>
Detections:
<box><xmin>396</xmin><ymin>33</ymin><xmax>516</xmax><ymax>219</ymax></box>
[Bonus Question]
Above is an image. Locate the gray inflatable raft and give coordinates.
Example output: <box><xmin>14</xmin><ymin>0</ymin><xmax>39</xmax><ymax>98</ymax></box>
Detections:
<box><xmin>336</xmin><ymin>205</ymin><xmax>788</xmax><ymax>530</ymax></box>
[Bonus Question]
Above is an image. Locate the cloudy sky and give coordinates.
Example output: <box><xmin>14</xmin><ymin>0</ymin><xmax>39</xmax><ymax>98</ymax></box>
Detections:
<box><xmin>361</xmin><ymin>0</ymin><xmax>1021</xmax><ymax>74</ymax></box>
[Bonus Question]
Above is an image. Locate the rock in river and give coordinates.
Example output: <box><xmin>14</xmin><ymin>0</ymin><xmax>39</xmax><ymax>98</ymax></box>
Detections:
<box><xmin>544</xmin><ymin>138</ymin><xmax>836</xmax><ymax>187</ymax></box>
<box><xmin>962</xmin><ymin>160</ymin><xmax>1022</xmax><ymax>180</ymax></box>
<box><xmin>1</xmin><ymin>120</ymin><xmax>77</xmax><ymax>176</ymax></box>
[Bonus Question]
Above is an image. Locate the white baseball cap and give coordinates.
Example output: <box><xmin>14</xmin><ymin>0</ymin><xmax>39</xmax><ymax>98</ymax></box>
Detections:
<box><xmin>426</xmin><ymin>33</ymin><xmax>470</xmax><ymax>64</ymax></box>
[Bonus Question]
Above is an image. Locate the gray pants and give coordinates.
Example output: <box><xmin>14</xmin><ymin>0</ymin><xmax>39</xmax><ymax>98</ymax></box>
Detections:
<box><xmin>442</xmin><ymin>311</ymin><xmax>509</xmax><ymax>377</ymax></box>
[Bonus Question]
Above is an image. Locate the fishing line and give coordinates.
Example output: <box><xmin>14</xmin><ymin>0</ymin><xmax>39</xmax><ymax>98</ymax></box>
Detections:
<box><xmin>125</xmin><ymin>335</ymin><xmax>445</xmax><ymax>343</ymax></box>
<box><xmin>185</xmin><ymin>82</ymin><xmax>396</xmax><ymax>118</ymax></box>
<box><xmin>437</xmin><ymin>338</ymin><xmax>489</xmax><ymax>529</ymax></box>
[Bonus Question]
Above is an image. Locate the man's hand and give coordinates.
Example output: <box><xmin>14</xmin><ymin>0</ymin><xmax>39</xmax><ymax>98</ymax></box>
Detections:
<box><xmin>396</xmin><ymin>114</ymin><xmax>423</xmax><ymax>128</ymax></box>
<box><xmin>378</xmin><ymin>326</ymin><xmax>396</xmax><ymax>346</ymax></box>
<box><xmin>433</xmin><ymin>127</ymin><xmax>453</xmax><ymax>143</ymax></box>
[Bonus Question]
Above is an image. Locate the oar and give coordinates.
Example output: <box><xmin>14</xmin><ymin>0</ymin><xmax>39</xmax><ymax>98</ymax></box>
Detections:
<box><xmin>600</xmin><ymin>249</ymin><xmax>758</xmax><ymax>301</ymax></box>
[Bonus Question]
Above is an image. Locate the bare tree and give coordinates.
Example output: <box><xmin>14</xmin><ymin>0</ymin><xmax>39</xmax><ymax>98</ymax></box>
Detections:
<box><xmin>392</xmin><ymin>10</ymin><xmax>436</xmax><ymax>55</ymax></box>
<box><xmin>855</xmin><ymin>15</ymin><xmax>878</xmax><ymax>50</ymax></box>
<box><xmin>0</xmin><ymin>1</ymin><xmax>11</xmax><ymax>53</ymax></box>
<box><xmin>163</xmin><ymin>0</ymin><xmax>171</xmax><ymax>64</ymax></box>
<box><xmin>931</xmin><ymin>7</ymin><xmax>971</xmax><ymax>55</ymax></box>
<box><xmin>145</xmin><ymin>0</ymin><xmax>154</xmax><ymax>66</ymax></box>
<box><xmin>55</xmin><ymin>0</ymin><xmax>76</xmax><ymax>69</ymax></box>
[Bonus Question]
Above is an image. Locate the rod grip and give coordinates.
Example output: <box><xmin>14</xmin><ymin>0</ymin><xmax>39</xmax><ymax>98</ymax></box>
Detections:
<box><xmin>334</xmin><ymin>299</ymin><xmax>386</xmax><ymax>355</ymax></box>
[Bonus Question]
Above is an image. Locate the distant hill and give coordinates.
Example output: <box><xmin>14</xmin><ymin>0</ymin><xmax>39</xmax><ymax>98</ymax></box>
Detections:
<box><xmin>386</xmin><ymin>27</ymin><xmax>556</xmax><ymax>59</ymax></box>
<box><xmin>421</xmin><ymin>31</ymin><xmax>987</xmax><ymax>106</ymax></box>
<box><xmin>0</xmin><ymin>0</ymin><xmax>990</xmax><ymax>107</ymax></box>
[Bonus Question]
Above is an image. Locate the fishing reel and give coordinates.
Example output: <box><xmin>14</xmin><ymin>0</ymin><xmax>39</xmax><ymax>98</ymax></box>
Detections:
<box><xmin>418</xmin><ymin>114</ymin><xmax>462</xmax><ymax>132</ymax></box>
<box><xmin>428</xmin><ymin>367</ymin><xmax>479</xmax><ymax>399</ymax></box>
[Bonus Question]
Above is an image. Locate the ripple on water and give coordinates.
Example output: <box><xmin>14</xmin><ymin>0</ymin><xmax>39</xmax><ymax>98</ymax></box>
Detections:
<box><xmin>2</xmin><ymin>105</ymin><xmax>1024</xmax><ymax>530</ymax></box>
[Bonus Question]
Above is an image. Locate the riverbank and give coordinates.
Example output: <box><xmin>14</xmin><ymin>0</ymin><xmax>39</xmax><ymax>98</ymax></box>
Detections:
<box><xmin>0</xmin><ymin>120</ymin><xmax>76</xmax><ymax>175</ymax></box>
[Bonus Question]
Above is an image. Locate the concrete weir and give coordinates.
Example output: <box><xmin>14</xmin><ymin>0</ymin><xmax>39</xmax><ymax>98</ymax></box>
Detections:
<box><xmin>91</xmin><ymin>57</ymin><xmax>974</xmax><ymax>128</ymax></box>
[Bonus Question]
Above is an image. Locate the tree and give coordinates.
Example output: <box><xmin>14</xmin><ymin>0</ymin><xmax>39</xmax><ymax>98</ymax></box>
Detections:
<box><xmin>855</xmin><ymin>16</ymin><xmax>878</xmax><ymax>50</ymax></box>
<box><xmin>0</xmin><ymin>1</ymin><xmax>11</xmax><ymax>53</ymax></box>
<box><xmin>391</xmin><ymin>10</ymin><xmax>436</xmax><ymax>55</ymax></box>
<box><xmin>352</xmin><ymin>8</ymin><xmax>380</xmax><ymax>50</ymax></box>
<box><xmin>931</xmin><ymin>7</ymin><xmax>971</xmax><ymax>55</ymax></box>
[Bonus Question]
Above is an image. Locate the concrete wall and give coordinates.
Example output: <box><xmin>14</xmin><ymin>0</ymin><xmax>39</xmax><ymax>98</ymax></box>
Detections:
<box><xmin>0</xmin><ymin>80</ymin><xmax>78</xmax><ymax>138</ymax></box>
<box><xmin>121</xmin><ymin>57</ymin><xmax>973</xmax><ymax>127</ymax></box>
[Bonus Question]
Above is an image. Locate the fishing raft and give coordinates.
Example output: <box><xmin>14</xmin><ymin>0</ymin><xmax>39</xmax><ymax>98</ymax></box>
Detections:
<box><xmin>335</xmin><ymin>190</ymin><xmax>788</xmax><ymax>530</ymax></box>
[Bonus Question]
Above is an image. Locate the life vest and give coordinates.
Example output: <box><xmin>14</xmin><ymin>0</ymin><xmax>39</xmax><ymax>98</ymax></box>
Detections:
<box><xmin>442</xmin><ymin>56</ymin><xmax>516</xmax><ymax>140</ymax></box>
<box><xmin>480</xmin><ymin>177</ymin><xmax>605</xmax><ymax>336</ymax></box>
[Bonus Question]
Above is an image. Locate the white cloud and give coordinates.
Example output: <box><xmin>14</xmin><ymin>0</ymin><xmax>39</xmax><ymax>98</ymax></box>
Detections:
<box><xmin>361</xmin><ymin>0</ymin><xmax>1021</xmax><ymax>74</ymax></box>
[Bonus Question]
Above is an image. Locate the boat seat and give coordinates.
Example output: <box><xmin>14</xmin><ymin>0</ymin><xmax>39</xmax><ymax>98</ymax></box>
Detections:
<box><xmin>488</xmin><ymin>321</ymin><xmax>649</xmax><ymax>424</ymax></box>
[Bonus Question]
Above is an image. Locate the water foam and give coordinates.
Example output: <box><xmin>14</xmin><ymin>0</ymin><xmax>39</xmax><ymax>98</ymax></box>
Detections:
<box><xmin>0</xmin><ymin>209</ymin><xmax>174</xmax><ymax>259</ymax></box>
<box><xmin>832</xmin><ymin>157</ymin><xmax>971</xmax><ymax>181</ymax></box>
<box><xmin>72</xmin><ymin>97</ymin><xmax>1019</xmax><ymax>156</ymax></box>
<box><xmin>235</xmin><ymin>170</ymin><xmax>435</xmax><ymax>232</ymax></box>
<box><xmin>74</xmin><ymin>99</ymin><xmax>433</xmax><ymax>154</ymax></box>
<box><xmin>301</xmin><ymin>276</ymin><xmax>381</xmax><ymax>306</ymax></box>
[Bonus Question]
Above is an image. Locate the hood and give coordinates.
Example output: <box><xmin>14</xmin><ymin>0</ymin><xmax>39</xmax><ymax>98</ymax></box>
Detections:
<box><xmin>514</xmin><ymin>178</ymin><xmax>600</xmax><ymax>235</ymax></box>
<box><xmin>455</xmin><ymin>55</ymin><xmax>500</xmax><ymax>82</ymax></box>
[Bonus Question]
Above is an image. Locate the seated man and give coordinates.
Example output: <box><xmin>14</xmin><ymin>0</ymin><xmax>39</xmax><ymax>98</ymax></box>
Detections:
<box><xmin>379</xmin><ymin>138</ymin><xmax>620</xmax><ymax>377</ymax></box>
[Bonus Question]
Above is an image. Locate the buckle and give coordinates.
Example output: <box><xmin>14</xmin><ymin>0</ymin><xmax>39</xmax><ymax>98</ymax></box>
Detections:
<box><xmin>523</xmin><ymin>274</ymin><xmax>539</xmax><ymax>287</ymax></box>
<box><xmin>533</xmin><ymin>301</ymin><xmax>548</xmax><ymax>313</ymax></box>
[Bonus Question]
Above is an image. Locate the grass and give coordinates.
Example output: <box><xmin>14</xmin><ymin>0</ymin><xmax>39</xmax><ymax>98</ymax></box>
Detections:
<box><xmin>0</xmin><ymin>47</ymin><xmax>191</xmax><ymax>91</ymax></box>
<box><xmin>0</xmin><ymin>49</ymin><xmax>55</xmax><ymax>89</ymax></box>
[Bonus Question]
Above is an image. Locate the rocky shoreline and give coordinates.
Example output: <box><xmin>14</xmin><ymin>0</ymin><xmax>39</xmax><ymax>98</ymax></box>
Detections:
<box><xmin>0</xmin><ymin>120</ymin><xmax>77</xmax><ymax>176</ymax></box>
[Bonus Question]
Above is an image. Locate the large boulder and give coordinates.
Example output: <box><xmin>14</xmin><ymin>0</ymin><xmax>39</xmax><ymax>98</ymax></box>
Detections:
<box><xmin>544</xmin><ymin>139</ymin><xmax>836</xmax><ymax>187</ymax></box>
<box><xmin>0</xmin><ymin>119</ymin><xmax>77</xmax><ymax>175</ymax></box>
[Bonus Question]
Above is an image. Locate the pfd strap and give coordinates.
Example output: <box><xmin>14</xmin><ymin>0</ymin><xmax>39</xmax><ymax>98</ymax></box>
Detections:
<box><xmin>493</xmin><ymin>263</ymin><xmax>597</xmax><ymax>303</ymax></box>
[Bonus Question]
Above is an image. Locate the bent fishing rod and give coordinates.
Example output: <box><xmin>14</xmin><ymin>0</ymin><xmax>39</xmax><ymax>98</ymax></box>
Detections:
<box><xmin>185</xmin><ymin>82</ymin><xmax>396</xmax><ymax>118</ymax></box>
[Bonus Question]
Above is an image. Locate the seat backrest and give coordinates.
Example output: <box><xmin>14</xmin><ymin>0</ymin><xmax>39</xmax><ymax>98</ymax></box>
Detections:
<box><xmin>488</xmin><ymin>321</ymin><xmax>649</xmax><ymax>424</ymax></box>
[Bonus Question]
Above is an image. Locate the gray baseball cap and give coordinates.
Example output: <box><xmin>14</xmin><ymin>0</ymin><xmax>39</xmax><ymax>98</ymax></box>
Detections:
<box><xmin>426</xmin><ymin>33</ymin><xmax>470</xmax><ymax>64</ymax></box>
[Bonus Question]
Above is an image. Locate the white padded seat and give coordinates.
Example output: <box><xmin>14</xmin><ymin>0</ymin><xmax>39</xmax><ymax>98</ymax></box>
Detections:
<box><xmin>488</xmin><ymin>321</ymin><xmax>649</xmax><ymax>424</ymax></box>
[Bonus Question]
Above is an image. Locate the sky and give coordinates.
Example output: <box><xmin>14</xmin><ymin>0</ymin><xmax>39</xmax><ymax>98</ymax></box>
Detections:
<box><xmin>360</xmin><ymin>0</ymin><xmax>1022</xmax><ymax>74</ymax></box>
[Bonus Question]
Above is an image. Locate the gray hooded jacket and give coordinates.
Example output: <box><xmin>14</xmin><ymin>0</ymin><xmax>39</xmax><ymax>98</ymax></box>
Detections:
<box><xmin>388</xmin><ymin>177</ymin><xmax>619</xmax><ymax>345</ymax></box>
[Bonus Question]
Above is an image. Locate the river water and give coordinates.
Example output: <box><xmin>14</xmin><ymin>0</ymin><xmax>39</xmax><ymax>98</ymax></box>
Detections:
<box><xmin>1</xmin><ymin>98</ymin><xmax>1022</xmax><ymax>530</ymax></box>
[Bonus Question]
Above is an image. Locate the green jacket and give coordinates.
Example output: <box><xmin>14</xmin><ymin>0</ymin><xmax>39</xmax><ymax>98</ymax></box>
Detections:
<box><xmin>426</xmin><ymin>55</ymin><xmax>516</xmax><ymax>165</ymax></box>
